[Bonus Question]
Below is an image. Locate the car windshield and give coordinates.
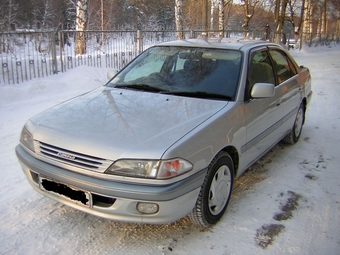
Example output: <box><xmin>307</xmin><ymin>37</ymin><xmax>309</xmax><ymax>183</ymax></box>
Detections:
<box><xmin>107</xmin><ymin>46</ymin><xmax>242</xmax><ymax>100</ymax></box>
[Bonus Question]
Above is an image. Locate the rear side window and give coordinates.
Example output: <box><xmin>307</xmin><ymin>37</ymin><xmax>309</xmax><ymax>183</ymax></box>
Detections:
<box><xmin>269</xmin><ymin>49</ymin><xmax>297</xmax><ymax>83</ymax></box>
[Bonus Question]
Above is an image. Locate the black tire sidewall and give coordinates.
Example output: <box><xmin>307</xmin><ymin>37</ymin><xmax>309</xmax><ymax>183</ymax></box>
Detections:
<box><xmin>293</xmin><ymin>103</ymin><xmax>305</xmax><ymax>143</ymax></box>
<box><xmin>201</xmin><ymin>152</ymin><xmax>234</xmax><ymax>225</ymax></box>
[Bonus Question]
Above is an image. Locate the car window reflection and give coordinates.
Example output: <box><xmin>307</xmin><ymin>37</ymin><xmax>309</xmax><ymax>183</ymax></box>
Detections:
<box><xmin>108</xmin><ymin>47</ymin><xmax>242</xmax><ymax>101</ymax></box>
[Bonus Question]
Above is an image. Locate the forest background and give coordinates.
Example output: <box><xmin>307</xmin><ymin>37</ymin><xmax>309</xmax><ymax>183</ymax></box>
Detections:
<box><xmin>1</xmin><ymin>0</ymin><xmax>339</xmax><ymax>85</ymax></box>
<box><xmin>1</xmin><ymin>0</ymin><xmax>340</xmax><ymax>43</ymax></box>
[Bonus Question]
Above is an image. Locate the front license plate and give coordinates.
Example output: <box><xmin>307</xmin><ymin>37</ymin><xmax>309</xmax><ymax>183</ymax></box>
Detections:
<box><xmin>39</xmin><ymin>176</ymin><xmax>91</xmax><ymax>207</ymax></box>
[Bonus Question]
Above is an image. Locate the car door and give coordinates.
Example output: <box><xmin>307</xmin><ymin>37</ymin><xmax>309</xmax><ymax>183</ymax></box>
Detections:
<box><xmin>242</xmin><ymin>47</ymin><xmax>284</xmax><ymax>168</ymax></box>
<box><xmin>267</xmin><ymin>47</ymin><xmax>302</xmax><ymax>136</ymax></box>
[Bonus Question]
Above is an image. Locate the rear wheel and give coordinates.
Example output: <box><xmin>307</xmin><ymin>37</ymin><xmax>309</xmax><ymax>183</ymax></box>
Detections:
<box><xmin>189</xmin><ymin>152</ymin><xmax>234</xmax><ymax>228</ymax></box>
<box><xmin>282</xmin><ymin>103</ymin><xmax>305</xmax><ymax>144</ymax></box>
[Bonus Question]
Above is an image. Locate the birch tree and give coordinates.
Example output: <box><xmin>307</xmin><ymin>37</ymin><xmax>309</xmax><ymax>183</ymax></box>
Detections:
<box><xmin>240</xmin><ymin>0</ymin><xmax>260</xmax><ymax>37</ymax></box>
<box><xmin>39</xmin><ymin>0</ymin><xmax>54</xmax><ymax>28</ymax></box>
<box><xmin>210</xmin><ymin>0</ymin><xmax>218</xmax><ymax>30</ymax></box>
<box><xmin>330</xmin><ymin>0</ymin><xmax>340</xmax><ymax>37</ymax></box>
<box><xmin>4</xmin><ymin>0</ymin><xmax>18</xmax><ymax>30</ymax></box>
<box><xmin>302</xmin><ymin>0</ymin><xmax>312</xmax><ymax>42</ymax></box>
<box><xmin>287</xmin><ymin>0</ymin><xmax>300</xmax><ymax>38</ymax></box>
<box><xmin>202</xmin><ymin>0</ymin><xmax>208</xmax><ymax>30</ymax></box>
<box><xmin>274</xmin><ymin>0</ymin><xmax>288</xmax><ymax>43</ymax></box>
<box><xmin>218</xmin><ymin>0</ymin><xmax>233</xmax><ymax>38</ymax></box>
<box><xmin>320</xmin><ymin>0</ymin><xmax>327</xmax><ymax>36</ymax></box>
<box><xmin>75</xmin><ymin>0</ymin><xmax>88</xmax><ymax>54</ymax></box>
<box><xmin>175</xmin><ymin>0</ymin><xmax>183</xmax><ymax>39</ymax></box>
<box><xmin>218</xmin><ymin>0</ymin><xmax>225</xmax><ymax>37</ymax></box>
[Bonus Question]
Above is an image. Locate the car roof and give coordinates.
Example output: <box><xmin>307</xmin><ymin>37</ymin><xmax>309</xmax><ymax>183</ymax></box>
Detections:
<box><xmin>157</xmin><ymin>38</ymin><xmax>282</xmax><ymax>52</ymax></box>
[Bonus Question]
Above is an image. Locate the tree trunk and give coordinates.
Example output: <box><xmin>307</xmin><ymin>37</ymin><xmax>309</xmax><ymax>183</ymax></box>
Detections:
<box><xmin>210</xmin><ymin>0</ymin><xmax>217</xmax><ymax>30</ymax></box>
<box><xmin>175</xmin><ymin>0</ymin><xmax>183</xmax><ymax>39</ymax></box>
<box><xmin>202</xmin><ymin>0</ymin><xmax>208</xmax><ymax>31</ymax></box>
<box><xmin>302</xmin><ymin>0</ymin><xmax>312</xmax><ymax>42</ymax></box>
<box><xmin>293</xmin><ymin>0</ymin><xmax>305</xmax><ymax>49</ymax></box>
<box><xmin>241</xmin><ymin>0</ymin><xmax>258</xmax><ymax>38</ymax></box>
<box><xmin>218</xmin><ymin>0</ymin><xmax>225</xmax><ymax>37</ymax></box>
<box><xmin>75</xmin><ymin>0</ymin><xmax>88</xmax><ymax>55</ymax></box>
<box><xmin>274</xmin><ymin>0</ymin><xmax>288</xmax><ymax>43</ymax></box>
<box><xmin>321</xmin><ymin>0</ymin><xmax>327</xmax><ymax>36</ymax></box>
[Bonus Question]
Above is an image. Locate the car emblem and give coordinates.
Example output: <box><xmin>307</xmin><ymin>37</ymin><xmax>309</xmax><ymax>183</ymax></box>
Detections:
<box><xmin>57</xmin><ymin>152</ymin><xmax>76</xmax><ymax>161</ymax></box>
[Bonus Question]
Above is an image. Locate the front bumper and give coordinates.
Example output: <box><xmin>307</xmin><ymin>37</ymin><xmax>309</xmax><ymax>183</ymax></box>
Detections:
<box><xmin>16</xmin><ymin>145</ymin><xmax>206</xmax><ymax>224</ymax></box>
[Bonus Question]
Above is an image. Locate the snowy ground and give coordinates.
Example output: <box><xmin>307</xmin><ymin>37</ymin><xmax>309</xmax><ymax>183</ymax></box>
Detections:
<box><xmin>0</xmin><ymin>45</ymin><xmax>339</xmax><ymax>255</ymax></box>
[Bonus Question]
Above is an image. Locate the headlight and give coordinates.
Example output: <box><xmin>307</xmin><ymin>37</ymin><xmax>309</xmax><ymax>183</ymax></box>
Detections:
<box><xmin>105</xmin><ymin>158</ymin><xmax>193</xmax><ymax>179</ymax></box>
<box><xmin>20</xmin><ymin>126</ymin><xmax>35</xmax><ymax>152</ymax></box>
<box><xmin>105</xmin><ymin>160</ymin><xmax>159</xmax><ymax>178</ymax></box>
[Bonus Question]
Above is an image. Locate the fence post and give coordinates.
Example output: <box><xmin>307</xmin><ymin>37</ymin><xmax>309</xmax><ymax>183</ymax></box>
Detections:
<box><xmin>137</xmin><ymin>30</ymin><xmax>142</xmax><ymax>53</ymax></box>
<box><xmin>51</xmin><ymin>32</ymin><xmax>58</xmax><ymax>74</ymax></box>
<box><xmin>58</xmin><ymin>31</ymin><xmax>64</xmax><ymax>72</ymax></box>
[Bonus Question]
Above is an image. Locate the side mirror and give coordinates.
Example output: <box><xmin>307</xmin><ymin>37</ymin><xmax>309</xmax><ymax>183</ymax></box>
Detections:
<box><xmin>107</xmin><ymin>70</ymin><xmax>118</xmax><ymax>80</ymax></box>
<box><xmin>251</xmin><ymin>83</ymin><xmax>275</xmax><ymax>98</ymax></box>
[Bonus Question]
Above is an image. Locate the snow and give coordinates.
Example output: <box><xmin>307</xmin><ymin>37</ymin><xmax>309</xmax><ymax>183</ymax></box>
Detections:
<box><xmin>1</xmin><ymin>45</ymin><xmax>340</xmax><ymax>255</ymax></box>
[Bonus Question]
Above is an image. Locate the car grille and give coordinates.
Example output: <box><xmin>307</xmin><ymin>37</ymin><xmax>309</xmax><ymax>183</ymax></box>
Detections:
<box><xmin>35</xmin><ymin>141</ymin><xmax>113</xmax><ymax>173</ymax></box>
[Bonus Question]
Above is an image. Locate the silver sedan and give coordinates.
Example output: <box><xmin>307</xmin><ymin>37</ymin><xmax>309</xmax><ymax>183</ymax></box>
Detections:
<box><xmin>16</xmin><ymin>38</ymin><xmax>312</xmax><ymax>227</ymax></box>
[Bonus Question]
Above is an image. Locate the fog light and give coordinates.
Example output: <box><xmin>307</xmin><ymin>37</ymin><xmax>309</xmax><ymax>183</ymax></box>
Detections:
<box><xmin>137</xmin><ymin>202</ymin><xmax>159</xmax><ymax>214</ymax></box>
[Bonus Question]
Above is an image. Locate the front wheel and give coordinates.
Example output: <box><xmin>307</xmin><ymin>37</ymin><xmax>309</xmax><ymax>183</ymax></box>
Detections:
<box><xmin>189</xmin><ymin>152</ymin><xmax>234</xmax><ymax>228</ymax></box>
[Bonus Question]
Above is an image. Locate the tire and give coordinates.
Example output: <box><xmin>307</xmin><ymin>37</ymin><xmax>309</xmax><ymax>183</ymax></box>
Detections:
<box><xmin>189</xmin><ymin>152</ymin><xmax>234</xmax><ymax>228</ymax></box>
<box><xmin>282</xmin><ymin>103</ymin><xmax>305</xmax><ymax>144</ymax></box>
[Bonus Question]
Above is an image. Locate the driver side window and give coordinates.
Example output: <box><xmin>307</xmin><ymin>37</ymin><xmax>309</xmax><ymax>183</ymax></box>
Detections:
<box><xmin>246</xmin><ymin>50</ymin><xmax>275</xmax><ymax>101</ymax></box>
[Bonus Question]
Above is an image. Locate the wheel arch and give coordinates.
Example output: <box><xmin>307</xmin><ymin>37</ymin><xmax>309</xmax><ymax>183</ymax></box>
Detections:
<box><xmin>221</xmin><ymin>146</ymin><xmax>239</xmax><ymax>178</ymax></box>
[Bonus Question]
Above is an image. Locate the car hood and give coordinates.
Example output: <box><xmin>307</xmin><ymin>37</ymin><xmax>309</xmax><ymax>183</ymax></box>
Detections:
<box><xmin>29</xmin><ymin>87</ymin><xmax>228</xmax><ymax>160</ymax></box>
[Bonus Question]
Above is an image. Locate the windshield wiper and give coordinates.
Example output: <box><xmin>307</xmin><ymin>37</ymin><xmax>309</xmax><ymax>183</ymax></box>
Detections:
<box><xmin>115</xmin><ymin>84</ymin><xmax>167</xmax><ymax>93</ymax></box>
<box><xmin>162</xmin><ymin>91</ymin><xmax>232</xmax><ymax>100</ymax></box>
